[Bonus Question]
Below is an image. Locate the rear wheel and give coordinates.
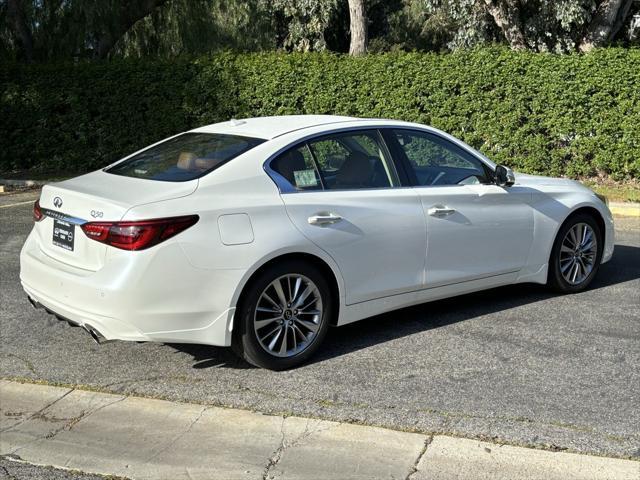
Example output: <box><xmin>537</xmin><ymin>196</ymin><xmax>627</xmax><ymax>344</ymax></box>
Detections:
<box><xmin>233</xmin><ymin>260</ymin><xmax>333</xmax><ymax>370</ymax></box>
<box><xmin>548</xmin><ymin>213</ymin><xmax>603</xmax><ymax>293</ymax></box>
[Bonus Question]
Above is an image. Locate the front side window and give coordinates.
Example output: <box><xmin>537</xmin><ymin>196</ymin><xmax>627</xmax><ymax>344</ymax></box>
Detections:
<box><xmin>391</xmin><ymin>130</ymin><xmax>490</xmax><ymax>186</ymax></box>
<box><xmin>107</xmin><ymin>133</ymin><xmax>265</xmax><ymax>182</ymax></box>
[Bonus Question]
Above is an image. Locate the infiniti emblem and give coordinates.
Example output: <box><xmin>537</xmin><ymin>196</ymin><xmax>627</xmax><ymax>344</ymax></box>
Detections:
<box><xmin>53</xmin><ymin>197</ymin><xmax>63</xmax><ymax>208</ymax></box>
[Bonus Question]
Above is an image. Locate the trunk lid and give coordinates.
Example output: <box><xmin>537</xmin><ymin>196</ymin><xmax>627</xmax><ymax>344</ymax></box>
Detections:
<box><xmin>36</xmin><ymin>170</ymin><xmax>197</xmax><ymax>271</ymax></box>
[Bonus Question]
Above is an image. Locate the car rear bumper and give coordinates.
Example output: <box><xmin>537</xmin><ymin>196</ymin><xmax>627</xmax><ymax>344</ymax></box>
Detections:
<box><xmin>20</xmin><ymin>229</ymin><xmax>244</xmax><ymax>347</ymax></box>
<box><xmin>23</xmin><ymin>284</ymin><xmax>146</xmax><ymax>343</ymax></box>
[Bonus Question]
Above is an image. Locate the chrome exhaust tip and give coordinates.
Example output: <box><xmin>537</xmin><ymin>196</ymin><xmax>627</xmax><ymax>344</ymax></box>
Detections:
<box><xmin>88</xmin><ymin>328</ymin><xmax>101</xmax><ymax>344</ymax></box>
<box><xmin>27</xmin><ymin>296</ymin><xmax>41</xmax><ymax>309</ymax></box>
<box><xmin>84</xmin><ymin>325</ymin><xmax>114</xmax><ymax>345</ymax></box>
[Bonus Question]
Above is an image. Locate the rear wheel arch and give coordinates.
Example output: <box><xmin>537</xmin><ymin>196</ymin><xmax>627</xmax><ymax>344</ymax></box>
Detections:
<box><xmin>234</xmin><ymin>252</ymin><xmax>341</xmax><ymax>330</ymax></box>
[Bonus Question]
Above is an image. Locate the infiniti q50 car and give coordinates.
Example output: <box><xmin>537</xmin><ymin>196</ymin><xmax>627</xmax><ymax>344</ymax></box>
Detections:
<box><xmin>21</xmin><ymin>115</ymin><xmax>614</xmax><ymax>369</ymax></box>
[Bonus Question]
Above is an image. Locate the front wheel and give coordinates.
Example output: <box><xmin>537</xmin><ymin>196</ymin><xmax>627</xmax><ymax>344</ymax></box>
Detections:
<box><xmin>548</xmin><ymin>213</ymin><xmax>603</xmax><ymax>293</ymax></box>
<box><xmin>233</xmin><ymin>260</ymin><xmax>333</xmax><ymax>370</ymax></box>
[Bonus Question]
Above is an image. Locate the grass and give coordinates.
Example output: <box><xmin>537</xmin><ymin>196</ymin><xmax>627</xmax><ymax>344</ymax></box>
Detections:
<box><xmin>583</xmin><ymin>181</ymin><xmax>640</xmax><ymax>203</ymax></box>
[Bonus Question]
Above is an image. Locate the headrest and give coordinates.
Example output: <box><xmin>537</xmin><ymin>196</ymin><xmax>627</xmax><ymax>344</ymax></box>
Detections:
<box><xmin>177</xmin><ymin>152</ymin><xmax>197</xmax><ymax>170</ymax></box>
<box><xmin>195</xmin><ymin>158</ymin><xmax>217</xmax><ymax>171</ymax></box>
<box><xmin>335</xmin><ymin>151</ymin><xmax>372</xmax><ymax>187</ymax></box>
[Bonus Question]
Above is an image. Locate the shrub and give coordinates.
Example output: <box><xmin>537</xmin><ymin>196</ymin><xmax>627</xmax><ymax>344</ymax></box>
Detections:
<box><xmin>1</xmin><ymin>48</ymin><xmax>639</xmax><ymax>180</ymax></box>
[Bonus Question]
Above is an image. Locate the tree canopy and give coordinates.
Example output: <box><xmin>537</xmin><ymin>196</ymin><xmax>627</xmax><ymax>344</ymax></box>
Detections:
<box><xmin>1</xmin><ymin>0</ymin><xmax>639</xmax><ymax>62</ymax></box>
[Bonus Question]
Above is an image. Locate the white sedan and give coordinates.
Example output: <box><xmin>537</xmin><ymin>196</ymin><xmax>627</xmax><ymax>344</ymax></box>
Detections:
<box><xmin>21</xmin><ymin>115</ymin><xmax>614</xmax><ymax>369</ymax></box>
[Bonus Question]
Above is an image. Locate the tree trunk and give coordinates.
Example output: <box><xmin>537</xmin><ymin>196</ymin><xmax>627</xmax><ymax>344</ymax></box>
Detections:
<box><xmin>348</xmin><ymin>0</ymin><xmax>367</xmax><ymax>56</ymax></box>
<box><xmin>94</xmin><ymin>0</ymin><xmax>168</xmax><ymax>59</ymax></box>
<box><xmin>579</xmin><ymin>0</ymin><xmax>633</xmax><ymax>51</ymax></box>
<box><xmin>483</xmin><ymin>0</ymin><xmax>527</xmax><ymax>50</ymax></box>
<box><xmin>6</xmin><ymin>0</ymin><xmax>34</xmax><ymax>62</ymax></box>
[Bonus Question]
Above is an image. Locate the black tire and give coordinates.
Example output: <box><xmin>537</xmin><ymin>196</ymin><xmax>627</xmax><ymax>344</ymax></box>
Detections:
<box><xmin>232</xmin><ymin>260</ymin><xmax>334</xmax><ymax>370</ymax></box>
<box><xmin>548</xmin><ymin>213</ymin><xmax>603</xmax><ymax>293</ymax></box>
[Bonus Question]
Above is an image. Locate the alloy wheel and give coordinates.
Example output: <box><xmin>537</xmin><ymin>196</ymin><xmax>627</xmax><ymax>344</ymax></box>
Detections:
<box><xmin>253</xmin><ymin>274</ymin><xmax>323</xmax><ymax>358</ymax></box>
<box><xmin>559</xmin><ymin>222</ymin><xmax>598</xmax><ymax>285</ymax></box>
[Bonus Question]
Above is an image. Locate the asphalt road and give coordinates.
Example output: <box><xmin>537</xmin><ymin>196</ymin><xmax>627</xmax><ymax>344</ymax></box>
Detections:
<box><xmin>1</xmin><ymin>190</ymin><xmax>639</xmax><ymax>460</ymax></box>
<box><xmin>0</xmin><ymin>458</ymin><xmax>115</xmax><ymax>480</ymax></box>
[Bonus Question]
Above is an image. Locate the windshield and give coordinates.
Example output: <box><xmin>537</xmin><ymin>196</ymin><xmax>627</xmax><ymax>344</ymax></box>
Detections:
<box><xmin>106</xmin><ymin>132</ymin><xmax>265</xmax><ymax>182</ymax></box>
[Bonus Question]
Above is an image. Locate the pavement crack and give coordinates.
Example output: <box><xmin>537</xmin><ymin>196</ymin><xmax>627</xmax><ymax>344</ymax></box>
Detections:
<box><xmin>262</xmin><ymin>417</ymin><xmax>332</xmax><ymax>480</ymax></box>
<box><xmin>0</xmin><ymin>388</ymin><xmax>74</xmax><ymax>434</ymax></box>
<box><xmin>1</xmin><ymin>353</ymin><xmax>37</xmax><ymax>376</ymax></box>
<box><xmin>44</xmin><ymin>395</ymin><xmax>127</xmax><ymax>441</ymax></box>
<box><xmin>143</xmin><ymin>405</ymin><xmax>209</xmax><ymax>464</ymax></box>
<box><xmin>9</xmin><ymin>395</ymin><xmax>126</xmax><ymax>457</ymax></box>
<box><xmin>405</xmin><ymin>435</ymin><xmax>433</xmax><ymax>480</ymax></box>
<box><xmin>262</xmin><ymin>416</ymin><xmax>288</xmax><ymax>480</ymax></box>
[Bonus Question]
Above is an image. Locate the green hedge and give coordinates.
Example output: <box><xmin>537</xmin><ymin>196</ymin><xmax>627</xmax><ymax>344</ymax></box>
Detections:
<box><xmin>1</xmin><ymin>48</ymin><xmax>639</xmax><ymax>179</ymax></box>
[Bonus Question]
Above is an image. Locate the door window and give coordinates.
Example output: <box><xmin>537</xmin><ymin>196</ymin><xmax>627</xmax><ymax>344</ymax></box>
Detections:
<box><xmin>308</xmin><ymin>131</ymin><xmax>397</xmax><ymax>189</ymax></box>
<box><xmin>271</xmin><ymin>145</ymin><xmax>323</xmax><ymax>190</ymax></box>
<box><xmin>271</xmin><ymin>130</ymin><xmax>399</xmax><ymax>191</ymax></box>
<box><xmin>391</xmin><ymin>130</ymin><xmax>490</xmax><ymax>186</ymax></box>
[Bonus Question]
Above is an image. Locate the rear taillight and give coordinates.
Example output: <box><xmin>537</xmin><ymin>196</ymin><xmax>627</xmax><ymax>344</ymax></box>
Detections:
<box><xmin>33</xmin><ymin>200</ymin><xmax>44</xmax><ymax>222</ymax></box>
<box><xmin>81</xmin><ymin>215</ymin><xmax>199</xmax><ymax>251</ymax></box>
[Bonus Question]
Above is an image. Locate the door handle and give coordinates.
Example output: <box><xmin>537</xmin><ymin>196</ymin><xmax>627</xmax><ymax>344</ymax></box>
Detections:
<box><xmin>308</xmin><ymin>213</ymin><xmax>343</xmax><ymax>226</ymax></box>
<box><xmin>428</xmin><ymin>205</ymin><xmax>456</xmax><ymax>217</ymax></box>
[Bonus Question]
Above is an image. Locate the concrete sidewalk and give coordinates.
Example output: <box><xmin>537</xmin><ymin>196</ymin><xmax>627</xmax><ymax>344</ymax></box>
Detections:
<box><xmin>1</xmin><ymin>381</ymin><xmax>638</xmax><ymax>480</ymax></box>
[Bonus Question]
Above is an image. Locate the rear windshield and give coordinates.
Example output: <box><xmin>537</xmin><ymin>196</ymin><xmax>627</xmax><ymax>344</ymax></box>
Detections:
<box><xmin>106</xmin><ymin>132</ymin><xmax>265</xmax><ymax>182</ymax></box>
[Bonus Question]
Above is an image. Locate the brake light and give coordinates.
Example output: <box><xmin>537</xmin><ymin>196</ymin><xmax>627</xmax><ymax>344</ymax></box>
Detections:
<box><xmin>81</xmin><ymin>215</ymin><xmax>199</xmax><ymax>251</ymax></box>
<box><xmin>33</xmin><ymin>200</ymin><xmax>44</xmax><ymax>222</ymax></box>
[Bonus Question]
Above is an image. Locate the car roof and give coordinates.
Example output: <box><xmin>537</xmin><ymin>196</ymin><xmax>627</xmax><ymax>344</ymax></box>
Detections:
<box><xmin>190</xmin><ymin>115</ymin><xmax>369</xmax><ymax>140</ymax></box>
<box><xmin>189</xmin><ymin>115</ymin><xmax>497</xmax><ymax>186</ymax></box>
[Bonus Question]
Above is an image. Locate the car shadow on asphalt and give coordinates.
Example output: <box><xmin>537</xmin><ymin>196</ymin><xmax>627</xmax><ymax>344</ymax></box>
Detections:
<box><xmin>172</xmin><ymin>244</ymin><xmax>640</xmax><ymax>370</ymax></box>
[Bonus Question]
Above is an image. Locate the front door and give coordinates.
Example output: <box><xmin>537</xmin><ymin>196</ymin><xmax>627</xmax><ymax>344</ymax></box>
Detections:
<box><xmin>384</xmin><ymin>128</ymin><xmax>534</xmax><ymax>287</ymax></box>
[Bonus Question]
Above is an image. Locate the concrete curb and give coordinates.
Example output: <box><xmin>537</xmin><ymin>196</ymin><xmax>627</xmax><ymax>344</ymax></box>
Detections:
<box><xmin>1</xmin><ymin>380</ymin><xmax>637</xmax><ymax>480</ymax></box>
<box><xmin>609</xmin><ymin>202</ymin><xmax>640</xmax><ymax>218</ymax></box>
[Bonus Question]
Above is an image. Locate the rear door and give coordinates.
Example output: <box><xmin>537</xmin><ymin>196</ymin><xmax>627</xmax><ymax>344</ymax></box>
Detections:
<box><xmin>383</xmin><ymin>128</ymin><xmax>534</xmax><ymax>287</ymax></box>
<box><xmin>274</xmin><ymin>129</ymin><xmax>427</xmax><ymax>305</ymax></box>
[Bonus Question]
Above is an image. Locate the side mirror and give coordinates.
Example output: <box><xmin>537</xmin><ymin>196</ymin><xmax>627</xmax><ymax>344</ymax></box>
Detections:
<box><xmin>494</xmin><ymin>165</ymin><xmax>515</xmax><ymax>187</ymax></box>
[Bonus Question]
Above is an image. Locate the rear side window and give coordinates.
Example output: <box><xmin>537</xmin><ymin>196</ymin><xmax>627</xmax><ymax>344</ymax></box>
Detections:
<box><xmin>106</xmin><ymin>133</ymin><xmax>265</xmax><ymax>182</ymax></box>
<box><xmin>309</xmin><ymin>131</ymin><xmax>397</xmax><ymax>189</ymax></box>
<box><xmin>271</xmin><ymin>145</ymin><xmax>323</xmax><ymax>190</ymax></box>
<box><xmin>271</xmin><ymin>130</ymin><xmax>398</xmax><ymax>191</ymax></box>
